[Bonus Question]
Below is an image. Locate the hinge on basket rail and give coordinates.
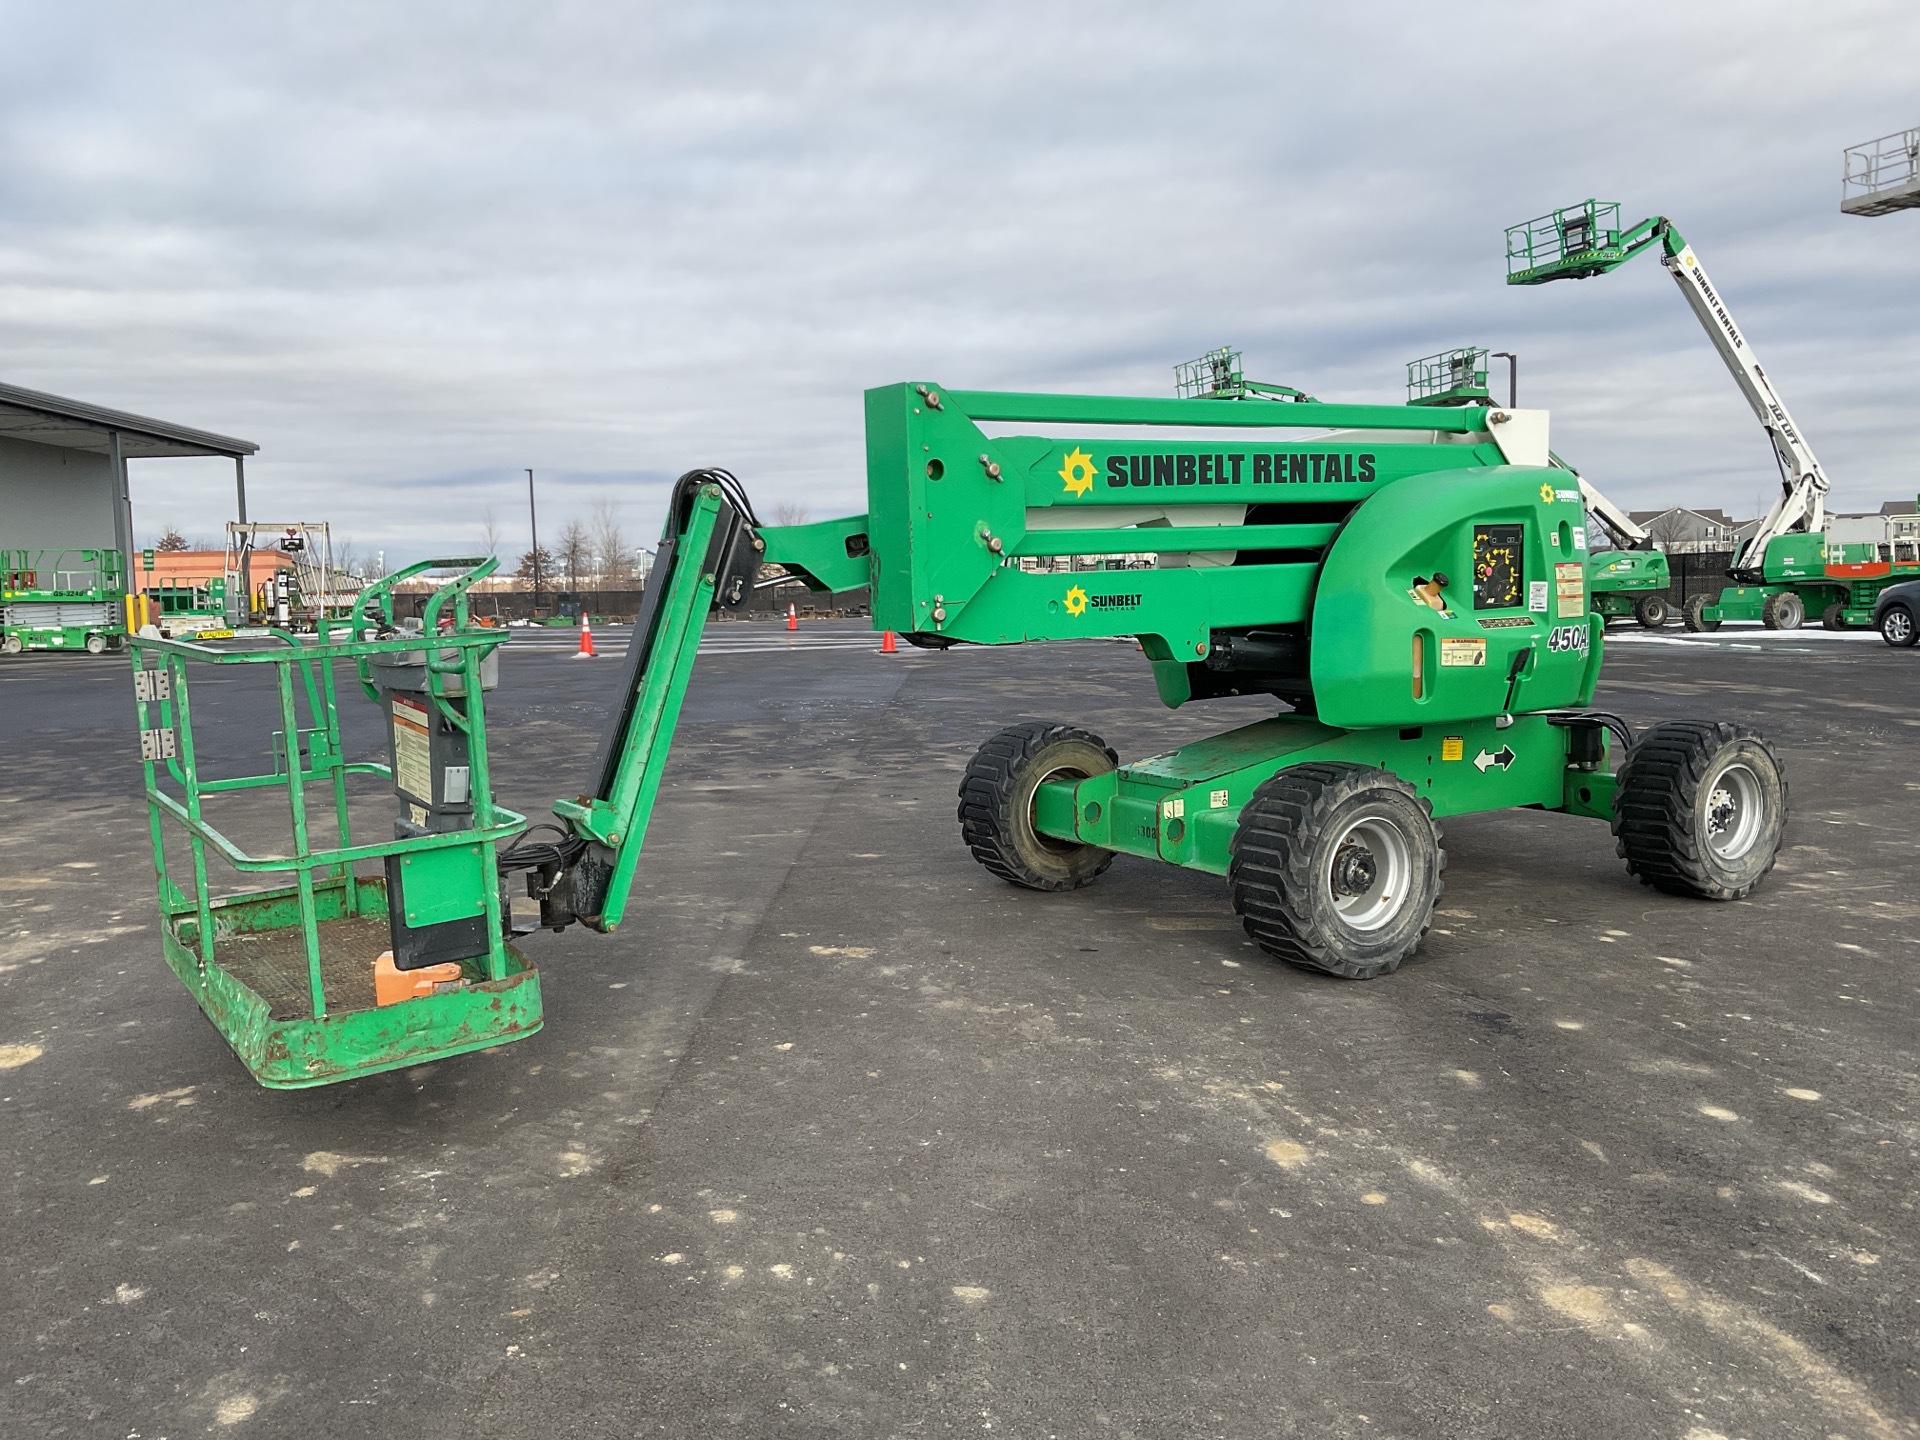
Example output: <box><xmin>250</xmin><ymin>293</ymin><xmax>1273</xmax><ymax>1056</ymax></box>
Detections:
<box><xmin>133</xmin><ymin>669</ymin><xmax>171</xmax><ymax>702</ymax></box>
<box><xmin>139</xmin><ymin>727</ymin><xmax>177</xmax><ymax>761</ymax></box>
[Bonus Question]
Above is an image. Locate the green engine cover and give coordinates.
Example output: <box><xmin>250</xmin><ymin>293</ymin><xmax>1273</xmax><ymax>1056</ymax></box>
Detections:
<box><xmin>1311</xmin><ymin>468</ymin><xmax>1600</xmax><ymax>729</ymax></box>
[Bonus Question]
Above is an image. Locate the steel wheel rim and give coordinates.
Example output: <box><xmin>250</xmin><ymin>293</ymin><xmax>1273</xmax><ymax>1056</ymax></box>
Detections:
<box><xmin>1028</xmin><ymin>763</ymin><xmax>1090</xmax><ymax>853</ymax></box>
<box><xmin>1889</xmin><ymin>611</ymin><xmax>1914</xmax><ymax>643</ymax></box>
<box><xmin>1704</xmin><ymin>761</ymin><xmax>1764</xmax><ymax>861</ymax></box>
<box><xmin>1326</xmin><ymin>814</ymin><xmax>1412</xmax><ymax>932</ymax></box>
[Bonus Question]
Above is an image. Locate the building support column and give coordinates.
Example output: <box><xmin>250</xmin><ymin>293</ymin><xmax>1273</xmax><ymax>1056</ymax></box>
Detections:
<box><xmin>234</xmin><ymin>455</ymin><xmax>248</xmax><ymax>524</ymax></box>
<box><xmin>108</xmin><ymin>430</ymin><xmax>131</xmax><ymax>572</ymax></box>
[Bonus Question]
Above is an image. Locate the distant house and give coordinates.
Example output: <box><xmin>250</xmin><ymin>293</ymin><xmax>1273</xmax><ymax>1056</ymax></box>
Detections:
<box><xmin>1627</xmin><ymin>507</ymin><xmax>1739</xmax><ymax>554</ymax></box>
<box><xmin>1882</xmin><ymin>497</ymin><xmax>1919</xmax><ymax>542</ymax></box>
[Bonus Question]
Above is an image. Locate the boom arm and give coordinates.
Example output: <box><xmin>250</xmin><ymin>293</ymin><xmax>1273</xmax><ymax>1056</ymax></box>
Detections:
<box><xmin>1508</xmin><ymin>203</ymin><xmax>1830</xmax><ymax>579</ymax></box>
<box><xmin>532</xmin><ymin>471</ymin><xmax>764</xmax><ymax>932</ymax></box>
<box><xmin>1549</xmin><ymin>452</ymin><xmax>1649</xmax><ymax>548</ymax></box>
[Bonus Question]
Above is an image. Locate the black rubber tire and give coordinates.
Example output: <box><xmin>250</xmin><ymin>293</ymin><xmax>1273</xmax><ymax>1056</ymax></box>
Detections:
<box><xmin>1228</xmin><ymin>763</ymin><xmax>1443</xmax><ymax>980</ymax></box>
<box><xmin>1683</xmin><ymin>595</ymin><xmax>1720</xmax><ymax>633</ymax></box>
<box><xmin>1822</xmin><ymin>603</ymin><xmax>1848</xmax><ymax>631</ymax></box>
<box><xmin>1613</xmin><ymin>722</ymin><xmax>1787</xmax><ymax>901</ymax></box>
<box><xmin>958</xmin><ymin>721</ymin><xmax>1117</xmax><ymax>891</ymax></box>
<box><xmin>1761</xmin><ymin>591</ymin><xmax>1804</xmax><ymax>631</ymax></box>
<box><xmin>1634</xmin><ymin>594</ymin><xmax>1670</xmax><ymax>629</ymax></box>
<box><xmin>1882</xmin><ymin>604</ymin><xmax>1917</xmax><ymax>648</ymax></box>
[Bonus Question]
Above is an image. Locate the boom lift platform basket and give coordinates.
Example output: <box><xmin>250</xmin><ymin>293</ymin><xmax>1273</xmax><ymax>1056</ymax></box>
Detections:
<box><xmin>132</xmin><ymin>561</ymin><xmax>538</xmax><ymax>1087</ymax></box>
<box><xmin>1841</xmin><ymin>128</ymin><xmax>1920</xmax><ymax>217</ymax></box>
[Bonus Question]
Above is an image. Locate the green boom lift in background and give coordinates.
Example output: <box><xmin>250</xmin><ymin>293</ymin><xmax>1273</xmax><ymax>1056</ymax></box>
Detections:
<box><xmin>1505</xmin><ymin>199</ymin><xmax>1920</xmax><ymax>630</ymax></box>
<box><xmin>133</xmin><ymin>377</ymin><xmax>1788</xmax><ymax>1087</ymax></box>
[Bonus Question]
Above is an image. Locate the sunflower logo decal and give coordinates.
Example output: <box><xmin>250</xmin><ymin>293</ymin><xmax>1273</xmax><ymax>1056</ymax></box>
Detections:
<box><xmin>1064</xmin><ymin>585</ymin><xmax>1089</xmax><ymax>617</ymax></box>
<box><xmin>1058</xmin><ymin>448</ymin><xmax>1097</xmax><ymax>497</ymax></box>
<box><xmin>1539</xmin><ymin>481</ymin><xmax>1556</xmax><ymax>505</ymax></box>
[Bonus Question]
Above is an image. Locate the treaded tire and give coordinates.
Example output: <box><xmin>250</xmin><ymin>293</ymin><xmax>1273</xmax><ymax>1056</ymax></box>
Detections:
<box><xmin>1881</xmin><ymin>604</ymin><xmax>1917</xmax><ymax>648</ymax></box>
<box><xmin>1821</xmin><ymin>603</ymin><xmax>1849</xmax><ymax>631</ymax></box>
<box><xmin>958</xmin><ymin>721</ymin><xmax>1117</xmax><ymax>891</ymax></box>
<box><xmin>1761</xmin><ymin>591</ymin><xmax>1804</xmax><ymax>630</ymax></box>
<box><xmin>1612</xmin><ymin>722</ymin><xmax>1787</xmax><ymax>900</ymax></box>
<box><xmin>1228</xmin><ymin>764</ymin><xmax>1443</xmax><ymax>980</ymax></box>
<box><xmin>1633</xmin><ymin>594</ymin><xmax>1669</xmax><ymax>629</ymax></box>
<box><xmin>1683</xmin><ymin>595</ymin><xmax>1719</xmax><ymax>633</ymax></box>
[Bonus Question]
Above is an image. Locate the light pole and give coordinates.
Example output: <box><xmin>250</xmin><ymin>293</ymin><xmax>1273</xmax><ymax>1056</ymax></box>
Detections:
<box><xmin>526</xmin><ymin>468</ymin><xmax>541</xmax><ymax>618</ymax></box>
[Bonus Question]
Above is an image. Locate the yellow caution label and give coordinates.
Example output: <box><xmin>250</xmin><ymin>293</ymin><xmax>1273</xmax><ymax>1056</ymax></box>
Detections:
<box><xmin>1441</xmin><ymin>736</ymin><xmax>1464</xmax><ymax>761</ymax></box>
<box><xmin>1439</xmin><ymin>637</ymin><xmax>1487</xmax><ymax>667</ymax></box>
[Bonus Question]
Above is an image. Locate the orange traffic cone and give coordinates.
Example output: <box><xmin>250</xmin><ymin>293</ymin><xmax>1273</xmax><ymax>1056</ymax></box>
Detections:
<box><xmin>880</xmin><ymin>630</ymin><xmax>898</xmax><ymax>653</ymax></box>
<box><xmin>575</xmin><ymin>614</ymin><xmax>596</xmax><ymax>659</ymax></box>
<box><xmin>786</xmin><ymin>604</ymin><xmax>798</xmax><ymax>631</ymax></box>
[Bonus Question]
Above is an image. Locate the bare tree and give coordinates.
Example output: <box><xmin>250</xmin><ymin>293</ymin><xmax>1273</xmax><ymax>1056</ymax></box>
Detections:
<box><xmin>557</xmin><ymin>519</ymin><xmax>592</xmax><ymax>590</ymax></box>
<box><xmin>590</xmin><ymin>498</ymin><xmax>630</xmax><ymax>586</ymax></box>
<box><xmin>333</xmin><ymin>538</ymin><xmax>366</xmax><ymax>580</ymax></box>
<box><xmin>771</xmin><ymin>500</ymin><xmax>811</xmax><ymax>527</ymax></box>
<box><xmin>479</xmin><ymin>508</ymin><xmax>503</xmax><ymax>558</ymax></box>
<box><xmin>1642</xmin><ymin>510</ymin><xmax>1693</xmax><ymax>552</ymax></box>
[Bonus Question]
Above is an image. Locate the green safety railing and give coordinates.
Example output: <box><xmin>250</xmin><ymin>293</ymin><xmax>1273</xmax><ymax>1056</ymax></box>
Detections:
<box><xmin>132</xmin><ymin>557</ymin><xmax>541</xmax><ymax>1087</ymax></box>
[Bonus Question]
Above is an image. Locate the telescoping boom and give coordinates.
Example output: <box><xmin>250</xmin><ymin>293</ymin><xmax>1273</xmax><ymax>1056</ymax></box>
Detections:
<box><xmin>1505</xmin><ymin>201</ymin><xmax>1829</xmax><ymax>581</ymax></box>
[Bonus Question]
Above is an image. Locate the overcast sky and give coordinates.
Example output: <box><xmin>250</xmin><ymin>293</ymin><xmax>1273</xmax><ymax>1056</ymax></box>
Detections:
<box><xmin>3</xmin><ymin>1</ymin><xmax>1916</xmax><ymax>563</ymax></box>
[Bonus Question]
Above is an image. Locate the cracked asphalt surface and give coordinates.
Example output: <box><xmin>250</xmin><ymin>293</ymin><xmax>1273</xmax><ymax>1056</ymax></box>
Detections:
<box><xmin>2</xmin><ymin>619</ymin><xmax>1916</xmax><ymax>1438</ymax></box>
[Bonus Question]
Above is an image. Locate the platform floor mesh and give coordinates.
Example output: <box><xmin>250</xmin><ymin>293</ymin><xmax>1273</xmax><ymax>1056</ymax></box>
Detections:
<box><xmin>214</xmin><ymin>916</ymin><xmax>390</xmax><ymax>1020</ymax></box>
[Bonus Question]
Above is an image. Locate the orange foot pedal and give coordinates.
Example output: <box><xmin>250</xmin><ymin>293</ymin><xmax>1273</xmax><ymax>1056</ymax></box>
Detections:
<box><xmin>374</xmin><ymin>950</ymin><xmax>464</xmax><ymax>1007</ymax></box>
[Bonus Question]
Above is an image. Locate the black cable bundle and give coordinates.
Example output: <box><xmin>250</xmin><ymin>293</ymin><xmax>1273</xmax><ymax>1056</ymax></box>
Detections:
<box><xmin>497</xmin><ymin>822</ymin><xmax>587</xmax><ymax>875</ymax></box>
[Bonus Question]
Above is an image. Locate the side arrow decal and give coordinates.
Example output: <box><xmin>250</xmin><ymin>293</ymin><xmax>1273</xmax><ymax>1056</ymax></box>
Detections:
<box><xmin>1473</xmin><ymin>745</ymin><xmax>1517</xmax><ymax>773</ymax></box>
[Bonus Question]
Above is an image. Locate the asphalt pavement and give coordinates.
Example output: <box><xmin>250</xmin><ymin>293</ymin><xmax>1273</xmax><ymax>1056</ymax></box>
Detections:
<box><xmin>2</xmin><ymin>618</ymin><xmax>1916</xmax><ymax>1439</ymax></box>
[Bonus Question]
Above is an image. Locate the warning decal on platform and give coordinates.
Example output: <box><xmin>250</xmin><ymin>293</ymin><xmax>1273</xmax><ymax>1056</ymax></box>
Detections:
<box><xmin>392</xmin><ymin>695</ymin><xmax>433</xmax><ymax>803</ymax></box>
<box><xmin>1439</xmin><ymin>637</ymin><xmax>1487</xmax><ymax>667</ymax></box>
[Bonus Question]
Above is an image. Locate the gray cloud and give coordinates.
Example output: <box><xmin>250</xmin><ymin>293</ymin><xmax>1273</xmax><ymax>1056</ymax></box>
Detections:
<box><xmin>3</xmin><ymin>0</ymin><xmax>1916</xmax><ymax>560</ymax></box>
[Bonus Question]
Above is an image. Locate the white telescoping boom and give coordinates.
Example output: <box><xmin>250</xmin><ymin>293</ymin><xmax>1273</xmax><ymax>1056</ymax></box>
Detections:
<box><xmin>1507</xmin><ymin>202</ymin><xmax>1830</xmax><ymax>580</ymax></box>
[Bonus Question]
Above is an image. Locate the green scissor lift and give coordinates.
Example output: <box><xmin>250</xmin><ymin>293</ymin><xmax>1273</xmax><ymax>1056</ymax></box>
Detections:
<box><xmin>2</xmin><ymin>548</ymin><xmax>128</xmax><ymax>655</ymax></box>
<box><xmin>136</xmin><ymin>380</ymin><xmax>1789</xmax><ymax>1088</ymax></box>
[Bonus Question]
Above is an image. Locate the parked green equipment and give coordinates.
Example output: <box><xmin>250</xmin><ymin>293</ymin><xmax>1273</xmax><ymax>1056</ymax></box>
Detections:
<box><xmin>134</xmin><ymin>378</ymin><xmax>1788</xmax><ymax>1087</ymax></box>
<box><xmin>1506</xmin><ymin>199</ymin><xmax>1920</xmax><ymax>630</ymax></box>
<box><xmin>2</xmin><ymin>548</ymin><xmax>128</xmax><ymax>655</ymax></box>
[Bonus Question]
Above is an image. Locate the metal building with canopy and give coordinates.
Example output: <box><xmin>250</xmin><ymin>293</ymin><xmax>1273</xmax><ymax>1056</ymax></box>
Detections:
<box><xmin>0</xmin><ymin>380</ymin><xmax>257</xmax><ymax>572</ymax></box>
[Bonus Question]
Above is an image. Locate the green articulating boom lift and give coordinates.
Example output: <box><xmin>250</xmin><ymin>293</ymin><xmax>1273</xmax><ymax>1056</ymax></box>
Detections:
<box><xmin>1505</xmin><ymin>199</ymin><xmax>1920</xmax><ymax>631</ymax></box>
<box><xmin>132</xmin><ymin>379</ymin><xmax>1789</xmax><ymax>1088</ymax></box>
